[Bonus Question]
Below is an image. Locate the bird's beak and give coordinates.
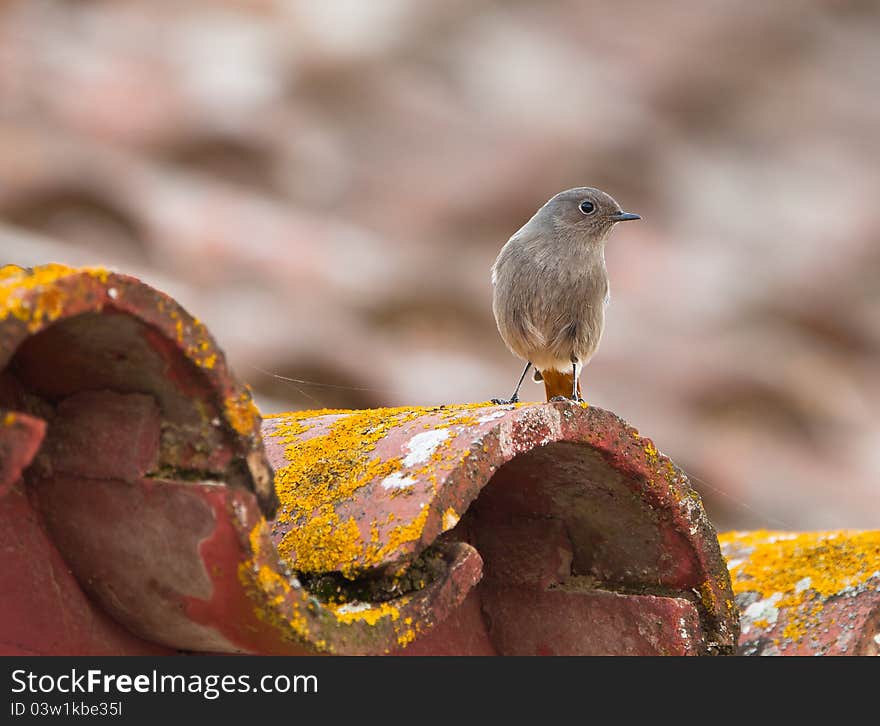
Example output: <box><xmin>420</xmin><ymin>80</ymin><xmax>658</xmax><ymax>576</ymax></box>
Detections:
<box><xmin>609</xmin><ymin>211</ymin><xmax>641</xmax><ymax>222</ymax></box>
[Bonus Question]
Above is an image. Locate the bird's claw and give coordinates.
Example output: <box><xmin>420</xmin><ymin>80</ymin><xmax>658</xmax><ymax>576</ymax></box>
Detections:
<box><xmin>491</xmin><ymin>395</ymin><xmax>519</xmax><ymax>405</ymax></box>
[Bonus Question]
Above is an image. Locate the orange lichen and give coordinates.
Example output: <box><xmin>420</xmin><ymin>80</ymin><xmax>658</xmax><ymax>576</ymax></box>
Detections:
<box><xmin>3</xmin><ymin>412</ymin><xmax>16</xmax><ymax>426</ymax></box>
<box><xmin>721</xmin><ymin>529</ymin><xmax>880</xmax><ymax>642</ymax></box>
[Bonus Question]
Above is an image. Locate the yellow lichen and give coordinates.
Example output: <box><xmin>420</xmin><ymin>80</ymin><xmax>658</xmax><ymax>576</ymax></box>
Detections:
<box><xmin>0</xmin><ymin>265</ymin><xmax>222</xmax><ymax>376</ymax></box>
<box><xmin>328</xmin><ymin>599</ymin><xmax>423</xmax><ymax>648</ymax></box>
<box><xmin>225</xmin><ymin>392</ymin><xmax>260</xmax><ymax>436</ymax></box>
<box><xmin>167</xmin><ymin>310</ymin><xmax>219</xmax><ymax>369</ymax></box>
<box><xmin>396</xmin><ymin>627</ymin><xmax>417</xmax><ymax>647</ymax></box>
<box><xmin>0</xmin><ymin>265</ymin><xmax>25</xmax><ymax>282</ymax></box>
<box><xmin>0</xmin><ymin>264</ymin><xmax>109</xmax><ymax>332</ymax></box>
<box><xmin>697</xmin><ymin>580</ymin><xmax>720</xmax><ymax>615</ymax></box>
<box><xmin>266</xmin><ymin>403</ymin><xmax>502</xmax><ymax>576</ymax></box>
<box><xmin>442</xmin><ymin>508</ymin><xmax>460</xmax><ymax>532</ymax></box>
<box><xmin>395</xmin><ymin>617</ymin><xmax>422</xmax><ymax>648</ymax></box>
<box><xmin>267</xmin><ymin>407</ymin><xmax>420</xmax><ymax>574</ymax></box>
<box><xmin>329</xmin><ymin>600</ymin><xmax>403</xmax><ymax>626</ymax></box>
<box><xmin>3</xmin><ymin>412</ymin><xmax>16</xmax><ymax>426</ymax></box>
<box><xmin>238</xmin><ymin>521</ymin><xmax>311</xmax><ymax>641</ymax></box>
<box><xmin>721</xmin><ymin>529</ymin><xmax>880</xmax><ymax>642</ymax></box>
<box><xmin>369</xmin><ymin>506</ymin><xmax>430</xmax><ymax>565</ymax></box>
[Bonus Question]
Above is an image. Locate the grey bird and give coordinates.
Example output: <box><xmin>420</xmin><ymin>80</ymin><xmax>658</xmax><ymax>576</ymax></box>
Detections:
<box><xmin>491</xmin><ymin>187</ymin><xmax>640</xmax><ymax>403</ymax></box>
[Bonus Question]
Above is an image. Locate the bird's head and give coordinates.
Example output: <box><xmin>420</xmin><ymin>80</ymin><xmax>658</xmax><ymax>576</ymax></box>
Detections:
<box><xmin>538</xmin><ymin>187</ymin><xmax>640</xmax><ymax>240</ymax></box>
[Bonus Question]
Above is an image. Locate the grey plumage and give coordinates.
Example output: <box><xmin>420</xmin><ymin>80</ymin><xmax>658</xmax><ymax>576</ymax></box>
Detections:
<box><xmin>491</xmin><ymin>187</ymin><xmax>639</xmax><ymax>400</ymax></box>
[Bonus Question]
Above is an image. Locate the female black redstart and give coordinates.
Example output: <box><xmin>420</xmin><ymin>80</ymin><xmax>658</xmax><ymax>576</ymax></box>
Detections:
<box><xmin>491</xmin><ymin>187</ymin><xmax>640</xmax><ymax>403</ymax></box>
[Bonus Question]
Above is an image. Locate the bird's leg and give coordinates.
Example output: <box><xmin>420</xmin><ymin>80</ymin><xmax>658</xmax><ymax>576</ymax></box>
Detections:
<box><xmin>492</xmin><ymin>361</ymin><xmax>532</xmax><ymax>405</ymax></box>
<box><xmin>571</xmin><ymin>358</ymin><xmax>583</xmax><ymax>403</ymax></box>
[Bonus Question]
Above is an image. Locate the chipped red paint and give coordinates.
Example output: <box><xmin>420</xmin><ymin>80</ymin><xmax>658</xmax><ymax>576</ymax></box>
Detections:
<box><xmin>28</xmin><ymin>470</ymin><xmax>482</xmax><ymax>655</ymax></box>
<box><xmin>471</xmin><ymin>587</ymin><xmax>705</xmax><ymax>656</ymax></box>
<box><xmin>0</xmin><ymin>404</ymin><xmax>164</xmax><ymax>655</ymax></box>
<box><xmin>181</xmin><ymin>485</ymin><xmax>315</xmax><ymax>656</ymax></box>
<box><xmin>0</xmin><ymin>265</ymin><xmax>274</xmax><ymax>654</ymax></box>
<box><xmin>0</xmin><ymin>482</ymin><xmax>170</xmax><ymax>655</ymax></box>
<box><xmin>183</xmin><ymin>483</ymin><xmax>483</xmax><ymax>655</ymax></box>
<box><xmin>41</xmin><ymin>391</ymin><xmax>160</xmax><ymax>482</ymax></box>
<box><xmin>394</xmin><ymin>590</ymin><xmax>497</xmax><ymax>655</ymax></box>
<box><xmin>0</xmin><ymin>410</ymin><xmax>45</xmax><ymax>496</ymax></box>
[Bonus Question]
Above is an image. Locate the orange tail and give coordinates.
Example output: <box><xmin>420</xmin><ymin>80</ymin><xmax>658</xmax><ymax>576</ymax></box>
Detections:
<box><xmin>540</xmin><ymin>369</ymin><xmax>581</xmax><ymax>401</ymax></box>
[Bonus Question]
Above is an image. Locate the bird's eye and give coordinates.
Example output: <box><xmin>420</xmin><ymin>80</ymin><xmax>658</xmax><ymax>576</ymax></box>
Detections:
<box><xmin>579</xmin><ymin>200</ymin><xmax>595</xmax><ymax>215</ymax></box>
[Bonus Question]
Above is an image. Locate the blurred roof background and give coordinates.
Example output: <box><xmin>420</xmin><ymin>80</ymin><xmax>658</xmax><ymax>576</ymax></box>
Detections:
<box><xmin>1</xmin><ymin>0</ymin><xmax>878</xmax><ymax>530</ymax></box>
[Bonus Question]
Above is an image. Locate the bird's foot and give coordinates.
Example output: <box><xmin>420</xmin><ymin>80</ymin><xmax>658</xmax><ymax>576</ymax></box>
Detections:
<box><xmin>491</xmin><ymin>395</ymin><xmax>519</xmax><ymax>405</ymax></box>
<box><xmin>550</xmin><ymin>395</ymin><xmax>586</xmax><ymax>404</ymax></box>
